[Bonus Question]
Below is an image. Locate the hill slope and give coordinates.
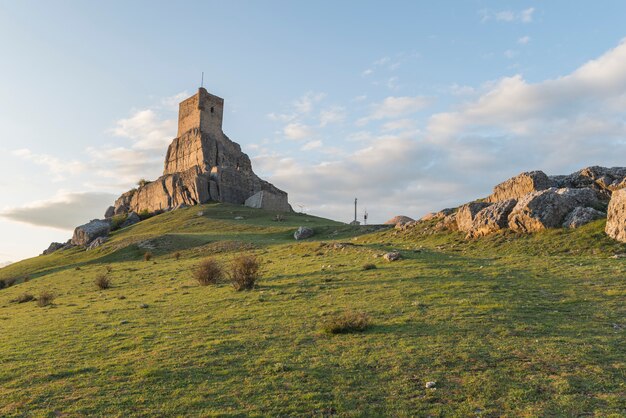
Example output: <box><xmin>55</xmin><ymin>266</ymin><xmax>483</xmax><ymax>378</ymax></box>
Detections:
<box><xmin>1</xmin><ymin>204</ymin><xmax>625</xmax><ymax>416</ymax></box>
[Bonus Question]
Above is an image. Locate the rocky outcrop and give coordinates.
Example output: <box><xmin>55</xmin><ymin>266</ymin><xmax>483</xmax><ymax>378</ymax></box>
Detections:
<box><xmin>120</xmin><ymin>212</ymin><xmax>140</xmax><ymax>228</ymax></box>
<box><xmin>42</xmin><ymin>242</ymin><xmax>65</xmax><ymax>255</ymax></box>
<box><xmin>71</xmin><ymin>219</ymin><xmax>111</xmax><ymax>247</ymax></box>
<box><xmin>456</xmin><ymin>202</ymin><xmax>491</xmax><ymax>232</ymax></box>
<box><xmin>87</xmin><ymin>236</ymin><xmax>107</xmax><ymax>250</ymax></box>
<box><xmin>508</xmin><ymin>189</ymin><xmax>575</xmax><ymax>233</ymax></box>
<box><xmin>294</xmin><ymin>226</ymin><xmax>314</xmax><ymax>240</ymax></box>
<box><xmin>245</xmin><ymin>190</ymin><xmax>293</xmax><ymax>212</ymax></box>
<box><xmin>606</xmin><ymin>189</ymin><xmax>626</xmax><ymax>242</ymax></box>
<box><xmin>553</xmin><ymin>166</ymin><xmax>626</xmax><ymax>196</ymax></box>
<box><xmin>487</xmin><ymin>171</ymin><xmax>551</xmax><ymax>203</ymax></box>
<box><xmin>563</xmin><ymin>207</ymin><xmax>605</xmax><ymax>228</ymax></box>
<box><xmin>384</xmin><ymin>215</ymin><xmax>415</xmax><ymax>225</ymax></box>
<box><xmin>468</xmin><ymin>199</ymin><xmax>517</xmax><ymax>238</ymax></box>
<box><xmin>420</xmin><ymin>208</ymin><xmax>454</xmax><ymax>221</ymax></box>
<box><xmin>110</xmin><ymin>88</ymin><xmax>290</xmax><ymax>217</ymax></box>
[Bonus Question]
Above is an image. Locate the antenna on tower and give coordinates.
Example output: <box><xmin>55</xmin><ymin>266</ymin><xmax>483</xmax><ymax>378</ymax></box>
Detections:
<box><xmin>201</xmin><ymin>72</ymin><xmax>204</xmax><ymax>88</ymax></box>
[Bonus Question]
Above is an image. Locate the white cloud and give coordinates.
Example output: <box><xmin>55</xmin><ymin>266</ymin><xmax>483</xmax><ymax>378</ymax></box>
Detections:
<box><xmin>381</xmin><ymin>119</ymin><xmax>417</xmax><ymax>132</ymax></box>
<box><xmin>358</xmin><ymin>96</ymin><xmax>432</xmax><ymax>125</ymax></box>
<box><xmin>112</xmin><ymin>109</ymin><xmax>176</xmax><ymax>151</ymax></box>
<box><xmin>284</xmin><ymin>122</ymin><xmax>315</xmax><ymax>140</ymax></box>
<box><xmin>319</xmin><ymin>106</ymin><xmax>346</xmax><ymax>127</ymax></box>
<box><xmin>293</xmin><ymin>92</ymin><xmax>326</xmax><ymax>114</ymax></box>
<box><xmin>301</xmin><ymin>140</ymin><xmax>323</xmax><ymax>151</ymax></box>
<box><xmin>0</xmin><ymin>191</ymin><xmax>117</xmax><ymax>230</ymax></box>
<box><xmin>481</xmin><ymin>7</ymin><xmax>535</xmax><ymax>23</ymax></box>
<box><xmin>504</xmin><ymin>49</ymin><xmax>518</xmax><ymax>59</ymax></box>
<box><xmin>518</xmin><ymin>35</ymin><xmax>531</xmax><ymax>45</ymax></box>
<box><xmin>12</xmin><ymin>149</ymin><xmax>86</xmax><ymax>181</ymax></box>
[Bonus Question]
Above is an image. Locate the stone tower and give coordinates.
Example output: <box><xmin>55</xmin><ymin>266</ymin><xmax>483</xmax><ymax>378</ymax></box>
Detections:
<box><xmin>108</xmin><ymin>88</ymin><xmax>291</xmax><ymax>216</ymax></box>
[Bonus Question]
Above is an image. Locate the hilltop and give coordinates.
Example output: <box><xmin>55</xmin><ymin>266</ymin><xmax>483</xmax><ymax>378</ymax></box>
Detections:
<box><xmin>1</xmin><ymin>203</ymin><xmax>624</xmax><ymax>416</ymax></box>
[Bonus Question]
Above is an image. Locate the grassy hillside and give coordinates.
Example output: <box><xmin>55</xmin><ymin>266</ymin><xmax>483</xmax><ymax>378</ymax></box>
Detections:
<box><xmin>0</xmin><ymin>204</ymin><xmax>624</xmax><ymax>416</ymax></box>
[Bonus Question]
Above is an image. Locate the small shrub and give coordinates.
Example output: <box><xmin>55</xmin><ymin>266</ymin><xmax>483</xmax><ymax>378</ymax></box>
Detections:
<box><xmin>362</xmin><ymin>263</ymin><xmax>377</xmax><ymax>271</ymax></box>
<box><xmin>37</xmin><ymin>291</ymin><xmax>55</xmax><ymax>307</ymax></box>
<box><xmin>23</xmin><ymin>276</ymin><xmax>30</xmax><ymax>282</ymax></box>
<box><xmin>13</xmin><ymin>293</ymin><xmax>35</xmax><ymax>303</ymax></box>
<box><xmin>138</xmin><ymin>209</ymin><xmax>152</xmax><ymax>220</ymax></box>
<box><xmin>4</xmin><ymin>278</ymin><xmax>16</xmax><ymax>287</ymax></box>
<box><xmin>321</xmin><ymin>311</ymin><xmax>371</xmax><ymax>334</ymax></box>
<box><xmin>137</xmin><ymin>178</ymin><xmax>152</xmax><ymax>187</ymax></box>
<box><xmin>230</xmin><ymin>255</ymin><xmax>261</xmax><ymax>291</ymax></box>
<box><xmin>174</xmin><ymin>252</ymin><xmax>181</xmax><ymax>261</ymax></box>
<box><xmin>109</xmin><ymin>214</ymin><xmax>128</xmax><ymax>231</ymax></box>
<box><xmin>95</xmin><ymin>273</ymin><xmax>112</xmax><ymax>290</ymax></box>
<box><xmin>0</xmin><ymin>280</ymin><xmax>5</xmax><ymax>289</ymax></box>
<box><xmin>105</xmin><ymin>265</ymin><xmax>113</xmax><ymax>273</ymax></box>
<box><xmin>193</xmin><ymin>258</ymin><xmax>223</xmax><ymax>286</ymax></box>
<box><xmin>75</xmin><ymin>266</ymin><xmax>81</xmax><ymax>271</ymax></box>
<box><xmin>143</xmin><ymin>252</ymin><xmax>152</xmax><ymax>262</ymax></box>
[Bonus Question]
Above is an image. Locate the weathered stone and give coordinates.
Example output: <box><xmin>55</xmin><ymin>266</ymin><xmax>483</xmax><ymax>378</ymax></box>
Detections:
<box><xmin>87</xmin><ymin>236</ymin><xmax>108</xmax><ymax>250</ymax></box>
<box><xmin>120</xmin><ymin>212</ymin><xmax>140</xmax><ymax>228</ymax></box>
<box><xmin>104</xmin><ymin>206</ymin><xmax>115</xmax><ymax>219</ymax></box>
<box><xmin>383</xmin><ymin>251</ymin><xmax>401</xmax><ymax>261</ymax></box>
<box><xmin>384</xmin><ymin>215</ymin><xmax>415</xmax><ymax>225</ymax></box>
<box><xmin>508</xmin><ymin>189</ymin><xmax>575</xmax><ymax>233</ymax></box>
<box><xmin>456</xmin><ymin>202</ymin><xmax>491</xmax><ymax>232</ymax></box>
<box><xmin>110</xmin><ymin>88</ymin><xmax>290</xmax><ymax>216</ymax></box>
<box><xmin>420</xmin><ymin>208</ymin><xmax>454</xmax><ymax>221</ymax></box>
<box><xmin>553</xmin><ymin>166</ymin><xmax>626</xmax><ymax>199</ymax></box>
<box><xmin>245</xmin><ymin>190</ymin><xmax>292</xmax><ymax>212</ymax></box>
<box><xmin>468</xmin><ymin>199</ymin><xmax>517</xmax><ymax>238</ymax></box>
<box><xmin>435</xmin><ymin>212</ymin><xmax>459</xmax><ymax>231</ymax></box>
<box><xmin>42</xmin><ymin>242</ymin><xmax>65</xmax><ymax>256</ymax></box>
<box><xmin>562</xmin><ymin>207</ymin><xmax>605</xmax><ymax>228</ymax></box>
<box><xmin>487</xmin><ymin>171</ymin><xmax>551</xmax><ymax>203</ymax></box>
<box><xmin>71</xmin><ymin>219</ymin><xmax>111</xmax><ymax>247</ymax></box>
<box><xmin>294</xmin><ymin>226</ymin><xmax>314</xmax><ymax>240</ymax></box>
<box><xmin>556</xmin><ymin>187</ymin><xmax>600</xmax><ymax>208</ymax></box>
<box><xmin>606</xmin><ymin>189</ymin><xmax>626</xmax><ymax>242</ymax></box>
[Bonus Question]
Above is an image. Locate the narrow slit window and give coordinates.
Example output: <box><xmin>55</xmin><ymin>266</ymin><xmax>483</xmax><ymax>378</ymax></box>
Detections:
<box><xmin>210</xmin><ymin>106</ymin><xmax>215</xmax><ymax>113</ymax></box>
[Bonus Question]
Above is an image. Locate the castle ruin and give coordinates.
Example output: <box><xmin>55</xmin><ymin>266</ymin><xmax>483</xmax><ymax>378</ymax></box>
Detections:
<box><xmin>107</xmin><ymin>88</ymin><xmax>290</xmax><ymax>217</ymax></box>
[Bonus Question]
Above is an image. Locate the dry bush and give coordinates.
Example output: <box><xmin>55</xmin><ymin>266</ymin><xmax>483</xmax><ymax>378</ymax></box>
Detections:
<box><xmin>105</xmin><ymin>265</ymin><xmax>113</xmax><ymax>273</ymax></box>
<box><xmin>95</xmin><ymin>273</ymin><xmax>112</xmax><ymax>290</ymax></box>
<box><xmin>4</xmin><ymin>278</ymin><xmax>16</xmax><ymax>287</ymax></box>
<box><xmin>193</xmin><ymin>258</ymin><xmax>223</xmax><ymax>286</ymax></box>
<box><xmin>230</xmin><ymin>255</ymin><xmax>261</xmax><ymax>291</ymax></box>
<box><xmin>362</xmin><ymin>263</ymin><xmax>377</xmax><ymax>270</ymax></box>
<box><xmin>37</xmin><ymin>291</ymin><xmax>55</xmax><ymax>307</ymax></box>
<box><xmin>174</xmin><ymin>252</ymin><xmax>181</xmax><ymax>261</ymax></box>
<box><xmin>143</xmin><ymin>252</ymin><xmax>152</xmax><ymax>262</ymax></box>
<box><xmin>13</xmin><ymin>293</ymin><xmax>35</xmax><ymax>303</ymax></box>
<box><xmin>321</xmin><ymin>311</ymin><xmax>371</xmax><ymax>334</ymax></box>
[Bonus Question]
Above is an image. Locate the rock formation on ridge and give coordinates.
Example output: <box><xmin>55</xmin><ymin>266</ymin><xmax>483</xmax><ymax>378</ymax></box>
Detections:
<box><xmin>107</xmin><ymin>88</ymin><xmax>290</xmax><ymax>217</ymax></box>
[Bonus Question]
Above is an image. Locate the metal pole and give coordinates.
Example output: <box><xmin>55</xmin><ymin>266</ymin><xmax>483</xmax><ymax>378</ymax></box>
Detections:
<box><xmin>354</xmin><ymin>198</ymin><xmax>357</xmax><ymax>222</ymax></box>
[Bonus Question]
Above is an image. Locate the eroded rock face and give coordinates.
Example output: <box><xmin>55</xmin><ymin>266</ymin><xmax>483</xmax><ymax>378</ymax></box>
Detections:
<box><xmin>245</xmin><ymin>190</ymin><xmax>292</xmax><ymax>212</ymax></box>
<box><xmin>606</xmin><ymin>189</ymin><xmax>626</xmax><ymax>242</ymax></box>
<box><xmin>563</xmin><ymin>207</ymin><xmax>605</xmax><ymax>228</ymax></box>
<box><xmin>553</xmin><ymin>166</ymin><xmax>626</xmax><ymax>196</ymax></box>
<box><xmin>468</xmin><ymin>199</ymin><xmax>517</xmax><ymax>238</ymax></box>
<box><xmin>294</xmin><ymin>226</ymin><xmax>314</xmax><ymax>240</ymax></box>
<box><xmin>110</xmin><ymin>88</ymin><xmax>290</xmax><ymax>216</ymax></box>
<box><xmin>508</xmin><ymin>188</ymin><xmax>575</xmax><ymax>233</ymax></box>
<box><xmin>71</xmin><ymin>219</ymin><xmax>111</xmax><ymax>247</ymax></box>
<box><xmin>384</xmin><ymin>215</ymin><xmax>415</xmax><ymax>225</ymax></box>
<box><xmin>487</xmin><ymin>171</ymin><xmax>551</xmax><ymax>203</ymax></box>
<box><xmin>456</xmin><ymin>202</ymin><xmax>491</xmax><ymax>232</ymax></box>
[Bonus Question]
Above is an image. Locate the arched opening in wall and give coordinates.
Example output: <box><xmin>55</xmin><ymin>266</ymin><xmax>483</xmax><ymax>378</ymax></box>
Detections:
<box><xmin>210</xmin><ymin>107</ymin><xmax>214</xmax><ymax>114</ymax></box>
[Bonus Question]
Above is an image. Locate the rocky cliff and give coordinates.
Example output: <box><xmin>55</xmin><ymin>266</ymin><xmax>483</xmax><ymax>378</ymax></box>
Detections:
<box><xmin>409</xmin><ymin>166</ymin><xmax>626</xmax><ymax>242</ymax></box>
<box><xmin>106</xmin><ymin>88</ymin><xmax>290</xmax><ymax>217</ymax></box>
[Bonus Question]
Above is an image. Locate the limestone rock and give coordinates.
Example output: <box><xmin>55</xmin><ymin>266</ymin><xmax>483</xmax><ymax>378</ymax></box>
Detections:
<box><xmin>420</xmin><ymin>208</ymin><xmax>454</xmax><ymax>221</ymax></box>
<box><xmin>554</xmin><ymin>166</ymin><xmax>626</xmax><ymax>196</ymax></box>
<box><xmin>42</xmin><ymin>242</ymin><xmax>65</xmax><ymax>256</ymax></box>
<box><xmin>384</xmin><ymin>215</ymin><xmax>415</xmax><ymax>225</ymax></box>
<box><xmin>456</xmin><ymin>202</ymin><xmax>491</xmax><ymax>232</ymax></box>
<box><xmin>104</xmin><ymin>206</ymin><xmax>115</xmax><ymax>219</ymax></box>
<box><xmin>87</xmin><ymin>236</ymin><xmax>107</xmax><ymax>250</ymax></box>
<box><xmin>294</xmin><ymin>226</ymin><xmax>314</xmax><ymax>240</ymax></box>
<box><xmin>468</xmin><ymin>199</ymin><xmax>517</xmax><ymax>238</ymax></box>
<box><xmin>245</xmin><ymin>190</ymin><xmax>292</xmax><ymax>212</ymax></box>
<box><xmin>562</xmin><ymin>207</ymin><xmax>605</xmax><ymax>228</ymax></box>
<box><xmin>120</xmin><ymin>212</ymin><xmax>141</xmax><ymax>228</ymax></box>
<box><xmin>606</xmin><ymin>189</ymin><xmax>626</xmax><ymax>242</ymax></box>
<box><xmin>508</xmin><ymin>189</ymin><xmax>575</xmax><ymax>233</ymax></box>
<box><xmin>435</xmin><ymin>212</ymin><xmax>458</xmax><ymax>231</ymax></box>
<box><xmin>556</xmin><ymin>187</ymin><xmax>600</xmax><ymax>208</ymax></box>
<box><xmin>113</xmin><ymin>190</ymin><xmax>135</xmax><ymax>216</ymax></box>
<box><xmin>71</xmin><ymin>219</ymin><xmax>111</xmax><ymax>247</ymax></box>
<box><xmin>383</xmin><ymin>251</ymin><xmax>401</xmax><ymax>261</ymax></box>
<box><xmin>487</xmin><ymin>171</ymin><xmax>551</xmax><ymax>203</ymax></box>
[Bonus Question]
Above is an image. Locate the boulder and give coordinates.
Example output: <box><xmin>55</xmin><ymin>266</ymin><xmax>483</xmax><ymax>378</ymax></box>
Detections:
<box><xmin>508</xmin><ymin>188</ymin><xmax>575</xmax><ymax>233</ymax></box>
<box><xmin>42</xmin><ymin>242</ymin><xmax>65</xmax><ymax>256</ymax></box>
<box><xmin>244</xmin><ymin>190</ymin><xmax>291</xmax><ymax>212</ymax></box>
<box><xmin>420</xmin><ymin>208</ymin><xmax>454</xmax><ymax>221</ymax></box>
<box><xmin>294</xmin><ymin>226</ymin><xmax>314</xmax><ymax>240</ymax></box>
<box><xmin>562</xmin><ymin>207</ymin><xmax>605</xmax><ymax>228</ymax></box>
<box><xmin>487</xmin><ymin>171</ymin><xmax>551</xmax><ymax>203</ymax></box>
<box><xmin>104</xmin><ymin>206</ymin><xmax>115</xmax><ymax>219</ymax></box>
<box><xmin>383</xmin><ymin>251</ymin><xmax>401</xmax><ymax>261</ymax></box>
<box><xmin>71</xmin><ymin>219</ymin><xmax>111</xmax><ymax>247</ymax></box>
<box><xmin>468</xmin><ymin>199</ymin><xmax>517</xmax><ymax>238</ymax></box>
<box><xmin>120</xmin><ymin>212</ymin><xmax>141</xmax><ymax>228</ymax></box>
<box><xmin>556</xmin><ymin>187</ymin><xmax>600</xmax><ymax>208</ymax></box>
<box><xmin>435</xmin><ymin>212</ymin><xmax>459</xmax><ymax>231</ymax></box>
<box><xmin>384</xmin><ymin>215</ymin><xmax>415</xmax><ymax>225</ymax></box>
<box><xmin>87</xmin><ymin>236</ymin><xmax>108</xmax><ymax>250</ymax></box>
<box><xmin>456</xmin><ymin>202</ymin><xmax>491</xmax><ymax>232</ymax></box>
<box><xmin>606</xmin><ymin>189</ymin><xmax>626</xmax><ymax>242</ymax></box>
<box><xmin>555</xmin><ymin>166</ymin><xmax>626</xmax><ymax>195</ymax></box>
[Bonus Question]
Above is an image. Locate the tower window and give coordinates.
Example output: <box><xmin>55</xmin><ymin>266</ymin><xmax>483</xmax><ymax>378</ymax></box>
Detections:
<box><xmin>210</xmin><ymin>106</ymin><xmax>214</xmax><ymax>113</ymax></box>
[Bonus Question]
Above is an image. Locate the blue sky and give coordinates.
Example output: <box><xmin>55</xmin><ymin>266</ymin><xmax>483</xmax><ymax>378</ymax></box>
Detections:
<box><xmin>2</xmin><ymin>1</ymin><xmax>626</xmax><ymax>264</ymax></box>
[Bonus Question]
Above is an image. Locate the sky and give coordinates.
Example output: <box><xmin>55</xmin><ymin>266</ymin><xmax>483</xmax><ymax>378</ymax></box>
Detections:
<box><xmin>1</xmin><ymin>1</ymin><xmax>626</xmax><ymax>265</ymax></box>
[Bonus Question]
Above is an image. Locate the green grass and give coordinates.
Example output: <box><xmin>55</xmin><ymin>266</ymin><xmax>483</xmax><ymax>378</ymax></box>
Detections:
<box><xmin>0</xmin><ymin>204</ymin><xmax>624</xmax><ymax>416</ymax></box>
